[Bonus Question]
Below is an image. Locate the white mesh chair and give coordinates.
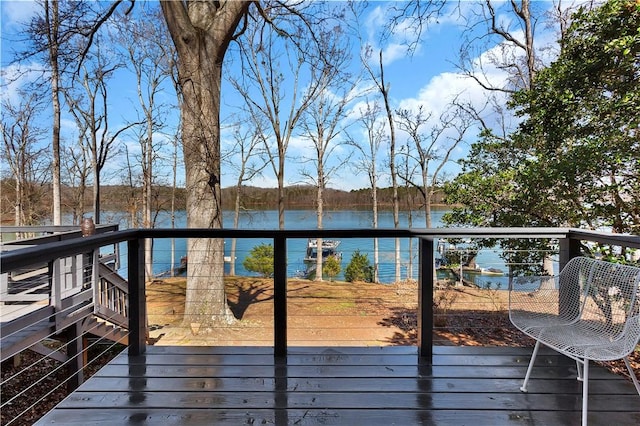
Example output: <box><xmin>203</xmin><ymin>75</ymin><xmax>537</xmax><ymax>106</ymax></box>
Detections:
<box><xmin>509</xmin><ymin>256</ymin><xmax>640</xmax><ymax>426</ymax></box>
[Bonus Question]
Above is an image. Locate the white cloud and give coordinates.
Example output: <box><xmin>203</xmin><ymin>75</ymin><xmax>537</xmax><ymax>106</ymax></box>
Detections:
<box><xmin>363</xmin><ymin>4</ymin><xmax>424</xmax><ymax>67</ymax></box>
<box><xmin>61</xmin><ymin>117</ymin><xmax>77</xmax><ymax>136</ymax></box>
<box><xmin>381</xmin><ymin>43</ymin><xmax>410</xmax><ymax>66</ymax></box>
<box><xmin>0</xmin><ymin>61</ymin><xmax>45</xmax><ymax>105</ymax></box>
<box><xmin>364</xmin><ymin>5</ymin><xmax>386</xmax><ymax>41</ymax></box>
<box><xmin>1</xmin><ymin>0</ymin><xmax>38</xmax><ymax>28</ymax></box>
<box><xmin>245</xmin><ymin>174</ymin><xmax>278</xmax><ymax>189</ymax></box>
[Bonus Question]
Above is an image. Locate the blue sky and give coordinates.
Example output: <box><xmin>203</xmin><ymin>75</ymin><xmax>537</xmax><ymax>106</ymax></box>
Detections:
<box><xmin>1</xmin><ymin>1</ymin><xmax>568</xmax><ymax>191</ymax></box>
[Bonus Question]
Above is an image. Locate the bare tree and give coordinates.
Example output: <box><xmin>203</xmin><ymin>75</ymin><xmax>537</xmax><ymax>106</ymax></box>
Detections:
<box><xmin>65</xmin><ymin>36</ymin><xmax>134</xmax><ymax>224</ymax></box>
<box><xmin>158</xmin><ymin>1</ymin><xmax>357</xmax><ymax>325</ymax></box>
<box><xmin>232</xmin><ymin>11</ymin><xmax>328</xmax><ymax>230</ymax></box>
<box><xmin>224</xmin><ymin>120</ymin><xmax>268</xmax><ymax>276</ymax></box>
<box><xmin>454</xmin><ymin>0</ymin><xmax>591</xmax><ymax>275</ymax></box>
<box><xmin>115</xmin><ymin>4</ymin><xmax>177</xmax><ymax>279</ymax></box>
<box><xmin>457</xmin><ymin>0</ymin><xmax>544</xmax><ymax>94</ymax></box>
<box><xmin>160</xmin><ymin>1</ymin><xmax>250</xmax><ymax>326</ymax></box>
<box><xmin>120</xmin><ymin>143</ymin><xmax>141</xmax><ymax>228</ymax></box>
<box><xmin>17</xmin><ymin>1</ymin><xmax>103</xmax><ymax>225</ymax></box>
<box><xmin>396</xmin><ymin>104</ymin><xmax>471</xmax><ymax>228</ymax></box>
<box><xmin>351</xmin><ymin>0</ymin><xmax>445</xmax><ymax>282</ymax></box>
<box><xmin>61</xmin><ymin>128</ymin><xmax>91</xmax><ymax>225</ymax></box>
<box><xmin>359</xmin><ymin>48</ymin><xmax>403</xmax><ymax>281</ymax></box>
<box><xmin>299</xmin><ymin>48</ymin><xmax>357</xmax><ymax>280</ymax></box>
<box><xmin>170</xmin><ymin>130</ymin><xmax>180</xmax><ymax>277</ymax></box>
<box><xmin>43</xmin><ymin>0</ymin><xmax>62</xmax><ymax>225</ymax></box>
<box><xmin>347</xmin><ymin>100</ymin><xmax>385</xmax><ymax>283</ymax></box>
<box><xmin>1</xmin><ymin>91</ymin><xmax>49</xmax><ymax>227</ymax></box>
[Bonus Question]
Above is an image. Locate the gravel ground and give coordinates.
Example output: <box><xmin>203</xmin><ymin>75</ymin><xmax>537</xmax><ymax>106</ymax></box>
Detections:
<box><xmin>1</xmin><ymin>342</ymin><xmax>125</xmax><ymax>426</ymax></box>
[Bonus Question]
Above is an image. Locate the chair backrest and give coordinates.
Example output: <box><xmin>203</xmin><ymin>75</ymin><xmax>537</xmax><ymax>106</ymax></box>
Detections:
<box><xmin>583</xmin><ymin>259</ymin><xmax>640</xmax><ymax>339</ymax></box>
<box><xmin>564</xmin><ymin>257</ymin><xmax>640</xmax><ymax>350</ymax></box>
<box><xmin>558</xmin><ymin>256</ymin><xmax>599</xmax><ymax>322</ymax></box>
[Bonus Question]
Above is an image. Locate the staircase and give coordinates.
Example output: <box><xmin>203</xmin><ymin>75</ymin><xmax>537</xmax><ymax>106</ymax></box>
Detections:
<box><xmin>1</xmin><ymin>235</ymin><xmax>129</xmax><ymax>363</ymax></box>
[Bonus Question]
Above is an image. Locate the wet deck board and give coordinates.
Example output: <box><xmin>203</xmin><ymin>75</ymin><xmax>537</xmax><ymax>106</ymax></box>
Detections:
<box><xmin>36</xmin><ymin>346</ymin><xmax>640</xmax><ymax>425</ymax></box>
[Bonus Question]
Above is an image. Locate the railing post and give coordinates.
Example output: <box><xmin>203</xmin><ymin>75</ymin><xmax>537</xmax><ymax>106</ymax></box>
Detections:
<box><xmin>128</xmin><ymin>238</ymin><xmax>146</xmax><ymax>356</ymax></box>
<box><xmin>274</xmin><ymin>235</ymin><xmax>287</xmax><ymax>358</ymax></box>
<box><xmin>418</xmin><ymin>237</ymin><xmax>434</xmax><ymax>362</ymax></box>
<box><xmin>559</xmin><ymin>234</ymin><xmax>582</xmax><ymax>319</ymax></box>
<box><xmin>559</xmin><ymin>235</ymin><xmax>581</xmax><ymax>271</ymax></box>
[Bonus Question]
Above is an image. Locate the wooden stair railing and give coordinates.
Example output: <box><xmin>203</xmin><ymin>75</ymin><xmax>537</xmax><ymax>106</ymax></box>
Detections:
<box><xmin>1</xmin><ymin>248</ymin><xmax>129</xmax><ymax>363</ymax></box>
<box><xmin>94</xmin><ymin>262</ymin><xmax>129</xmax><ymax>331</ymax></box>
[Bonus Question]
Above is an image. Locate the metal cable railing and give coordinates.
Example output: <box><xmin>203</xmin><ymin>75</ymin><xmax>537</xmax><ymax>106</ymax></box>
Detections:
<box><xmin>1</xmin><ymin>227</ymin><xmax>639</xmax><ymax>425</ymax></box>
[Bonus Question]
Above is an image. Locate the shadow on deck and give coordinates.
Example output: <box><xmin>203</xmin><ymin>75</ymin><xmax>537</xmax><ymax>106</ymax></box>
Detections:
<box><xmin>36</xmin><ymin>345</ymin><xmax>640</xmax><ymax>425</ymax></box>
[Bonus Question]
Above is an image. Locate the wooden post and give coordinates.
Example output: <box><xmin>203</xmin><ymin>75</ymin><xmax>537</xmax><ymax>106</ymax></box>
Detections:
<box><xmin>418</xmin><ymin>238</ymin><xmax>434</xmax><ymax>362</ymax></box>
<box><xmin>52</xmin><ymin>258</ymin><xmax>63</xmax><ymax>330</ymax></box>
<box><xmin>274</xmin><ymin>236</ymin><xmax>287</xmax><ymax>358</ymax></box>
<box><xmin>128</xmin><ymin>238</ymin><xmax>146</xmax><ymax>356</ymax></box>
<box><xmin>66</xmin><ymin>321</ymin><xmax>84</xmax><ymax>392</ymax></box>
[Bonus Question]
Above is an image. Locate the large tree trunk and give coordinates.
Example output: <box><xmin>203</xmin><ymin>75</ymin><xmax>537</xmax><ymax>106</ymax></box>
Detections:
<box><xmin>161</xmin><ymin>1</ymin><xmax>249</xmax><ymax>327</ymax></box>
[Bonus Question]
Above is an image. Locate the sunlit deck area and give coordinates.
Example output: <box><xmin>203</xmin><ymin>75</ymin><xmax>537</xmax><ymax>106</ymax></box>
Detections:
<box><xmin>35</xmin><ymin>345</ymin><xmax>639</xmax><ymax>425</ymax></box>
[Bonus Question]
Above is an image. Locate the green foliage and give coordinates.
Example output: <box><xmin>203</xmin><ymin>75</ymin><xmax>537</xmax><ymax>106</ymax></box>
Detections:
<box><xmin>344</xmin><ymin>250</ymin><xmax>374</xmax><ymax>283</ymax></box>
<box><xmin>242</xmin><ymin>243</ymin><xmax>274</xmax><ymax>278</ymax></box>
<box><xmin>511</xmin><ymin>0</ymin><xmax>640</xmax><ymax>235</ymax></box>
<box><xmin>323</xmin><ymin>255</ymin><xmax>341</xmax><ymax>281</ymax></box>
<box><xmin>445</xmin><ymin>0</ymin><xmax>640</xmax><ymax>260</ymax></box>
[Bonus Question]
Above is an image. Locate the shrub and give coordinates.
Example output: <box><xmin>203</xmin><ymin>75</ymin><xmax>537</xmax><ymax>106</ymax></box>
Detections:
<box><xmin>344</xmin><ymin>250</ymin><xmax>374</xmax><ymax>283</ymax></box>
<box><xmin>242</xmin><ymin>243</ymin><xmax>274</xmax><ymax>277</ymax></box>
<box><xmin>323</xmin><ymin>255</ymin><xmax>341</xmax><ymax>281</ymax></box>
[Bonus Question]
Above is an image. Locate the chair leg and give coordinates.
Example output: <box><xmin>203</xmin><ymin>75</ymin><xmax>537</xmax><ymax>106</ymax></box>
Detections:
<box><xmin>576</xmin><ymin>359</ymin><xmax>584</xmax><ymax>381</ymax></box>
<box><xmin>520</xmin><ymin>340</ymin><xmax>541</xmax><ymax>392</ymax></box>
<box><xmin>581</xmin><ymin>359</ymin><xmax>589</xmax><ymax>426</ymax></box>
<box><xmin>623</xmin><ymin>356</ymin><xmax>640</xmax><ymax>395</ymax></box>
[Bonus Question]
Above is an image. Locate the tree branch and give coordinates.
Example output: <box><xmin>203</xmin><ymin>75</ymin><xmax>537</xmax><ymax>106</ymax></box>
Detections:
<box><xmin>76</xmin><ymin>0</ymin><xmax>135</xmax><ymax>75</ymax></box>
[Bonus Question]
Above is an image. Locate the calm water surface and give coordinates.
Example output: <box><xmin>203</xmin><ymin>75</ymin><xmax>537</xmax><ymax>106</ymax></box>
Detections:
<box><xmin>135</xmin><ymin>208</ymin><xmax>510</xmax><ymax>287</ymax></box>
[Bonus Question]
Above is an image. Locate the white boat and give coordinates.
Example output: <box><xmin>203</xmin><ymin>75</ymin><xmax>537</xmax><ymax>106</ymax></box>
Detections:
<box><xmin>303</xmin><ymin>238</ymin><xmax>342</xmax><ymax>263</ymax></box>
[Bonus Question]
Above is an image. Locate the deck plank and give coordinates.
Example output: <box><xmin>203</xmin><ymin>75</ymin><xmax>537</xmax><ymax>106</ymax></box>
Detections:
<box><xmin>92</xmin><ymin>363</ymin><xmax>622</xmax><ymax>380</ymax></box>
<box><xmin>77</xmin><ymin>376</ymin><xmax>636</xmax><ymax>395</ymax></box>
<box><xmin>55</xmin><ymin>390</ymin><xmax>640</xmax><ymax>411</ymax></box>
<box><xmin>36</xmin><ymin>345</ymin><xmax>640</xmax><ymax>426</ymax></box>
<box><xmin>36</xmin><ymin>408</ymin><xmax>640</xmax><ymax>425</ymax></box>
<box><xmin>109</xmin><ymin>352</ymin><xmax>576</xmax><ymax>367</ymax></box>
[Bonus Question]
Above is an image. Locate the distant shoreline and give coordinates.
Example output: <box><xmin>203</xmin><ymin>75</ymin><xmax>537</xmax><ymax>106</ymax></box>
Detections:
<box><xmin>1</xmin><ymin>183</ymin><xmax>455</xmax><ymax>223</ymax></box>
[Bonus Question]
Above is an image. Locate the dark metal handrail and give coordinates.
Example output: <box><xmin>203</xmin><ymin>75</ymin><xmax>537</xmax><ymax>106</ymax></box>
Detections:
<box><xmin>2</xmin><ymin>227</ymin><xmax>639</xmax><ymax>362</ymax></box>
<box><xmin>0</xmin><ymin>227</ymin><xmax>585</xmax><ymax>271</ymax></box>
<box><xmin>0</xmin><ymin>224</ymin><xmax>119</xmax><ymax>245</ymax></box>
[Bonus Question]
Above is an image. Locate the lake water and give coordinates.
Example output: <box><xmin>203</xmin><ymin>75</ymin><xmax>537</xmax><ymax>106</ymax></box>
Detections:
<box><xmin>135</xmin><ymin>208</ymin><xmax>511</xmax><ymax>287</ymax></box>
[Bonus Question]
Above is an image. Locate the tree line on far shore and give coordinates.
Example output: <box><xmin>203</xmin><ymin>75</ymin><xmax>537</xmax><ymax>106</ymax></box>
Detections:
<box><xmin>0</xmin><ymin>181</ymin><xmax>447</xmax><ymax>225</ymax></box>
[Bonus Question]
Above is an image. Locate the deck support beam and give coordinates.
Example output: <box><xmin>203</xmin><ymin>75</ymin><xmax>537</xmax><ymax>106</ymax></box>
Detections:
<box><xmin>418</xmin><ymin>237</ymin><xmax>434</xmax><ymax>362</ymax></box>
<box><xmin>66</xmin><ymin>321</ymin><xmax>84</xmax><ymax>392</ymax></box>
<box><xmin>274</xmin><ymin>236</ymin><xmax>287</xmax><ymax>358</ymax></box>
<box><xmin>128</xmin><ymin>238</ymin><xmax>146</xmax><ymax>356</ymax></box>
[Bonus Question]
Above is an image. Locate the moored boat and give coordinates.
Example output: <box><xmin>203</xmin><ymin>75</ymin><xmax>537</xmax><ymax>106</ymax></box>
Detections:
<box><xmin>303</xmin><ymin>238</ymin><xmax>342</xmax><ymax>263</ymax></box>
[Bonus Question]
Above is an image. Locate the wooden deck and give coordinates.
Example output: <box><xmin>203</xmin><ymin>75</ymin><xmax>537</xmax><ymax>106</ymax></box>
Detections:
<box><xmin>36</xmin><ymin>345</ymin><xmax>640</xmax><ymax>425</ymax></box>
